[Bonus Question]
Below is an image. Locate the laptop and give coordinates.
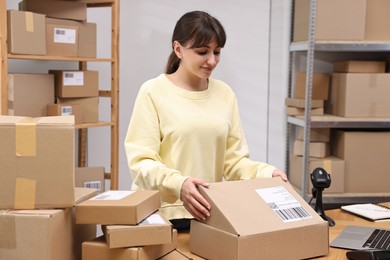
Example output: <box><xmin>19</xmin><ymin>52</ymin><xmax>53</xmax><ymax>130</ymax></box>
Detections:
<box><xmin>331</xmin><ymin>225</ymin><xmax>390</xmax><ymax>250</ymax></box>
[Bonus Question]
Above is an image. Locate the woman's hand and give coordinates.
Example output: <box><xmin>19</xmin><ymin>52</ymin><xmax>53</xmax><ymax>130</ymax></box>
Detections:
<box><xmin>272</xmin><ymin>169</ymin><xmax>288</xmax><ymax>182</ymax></box>
<box><xmin>180</xmin><ymin>177</ymin><xmax>211</xmax><ymax>221</ymax></box>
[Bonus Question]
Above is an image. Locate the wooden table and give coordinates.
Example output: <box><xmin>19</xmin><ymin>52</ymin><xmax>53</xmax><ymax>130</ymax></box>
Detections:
<box><xmin>175</xmin><ymin>208</ymin><xmax>390</xmax><ymax>259</ymax></box>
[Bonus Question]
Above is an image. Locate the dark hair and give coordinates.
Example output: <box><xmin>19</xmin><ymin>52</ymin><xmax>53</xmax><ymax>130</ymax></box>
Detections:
<box><xmin>165</xmin><ymin>11</ymin><xmax>227</xmax><ymax>74</ymax></box>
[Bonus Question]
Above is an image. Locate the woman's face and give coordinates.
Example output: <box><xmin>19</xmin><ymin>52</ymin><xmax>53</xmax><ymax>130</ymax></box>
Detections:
<box><xmin>175</xmin><ymin>39</ymin><xmax>221</xmax><ymax>79</ymax></box>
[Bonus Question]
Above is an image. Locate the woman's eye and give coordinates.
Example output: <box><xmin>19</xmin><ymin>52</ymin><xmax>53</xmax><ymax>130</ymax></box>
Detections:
<box><xmin>196</xmin><ymin>50</ymin><xmax>208</xmax><ymax>55</ymax></box>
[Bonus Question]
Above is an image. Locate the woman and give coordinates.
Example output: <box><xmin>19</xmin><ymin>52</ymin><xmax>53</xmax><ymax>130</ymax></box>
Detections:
<box><xmin>125</xmin><ymin>10</ymin><xmax>287</xmax><ymax>230</ymax></box>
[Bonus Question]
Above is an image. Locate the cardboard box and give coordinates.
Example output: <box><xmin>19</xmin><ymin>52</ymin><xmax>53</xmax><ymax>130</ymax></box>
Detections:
<box><xmin>333</xmin><ymin>60</ymin><xmax>386</xmax><ymax>73</ymax></box>
<box><xmin>0</xmin><ymin>187</ymin><xmax>97</xmax><ymax>260</ymax></box>
<box><xmin>20</xmin><ymin>0</ymin><xmax>87</xmax><ymax>21</ymax></box>
<box><xmin>0</xmin><ymin>116</ymin><xmax>75</xmax><ymax>209</ymax></box>
<box><xmin>50</xmin><ymin>70</ymin><xmax>99</xmax><ymax>98</ymax></box>
<box><xmin>103</xmin><ymin>212</ymin><xmax>173</xmax><ymax>248</ymax></box>
<box><xmin>82</xmin><ymin>230</ymin><xmax>178</xmax><ymax>260</ymax></box>
<box><xmin>189</xmin><ymin>178</ymin><xmax>328</xmax><ymax>260</ymax></box>
<box><xmin>293</xmin><ymin>0</ymin><xmax>366</xmax><ymax>42</ymax></box>
<box><xmin>293</xmin><ymin>72</ymin><xmax>330</xmax><ymax>100</ymax></box>
<box><xmin>284</xmin><ymin>98</ymin><xmax>324</xmax><ymax>109</ymax></box>
<box><xmin>7</xmin><ymin>10</ymin><xmax>46</xmax><ymax>55</ymax></box>
<box><xmin>365</xmin><ymin>0</ymin><xmax>390</xmax><ymax>41</ymax></box>
<box><xmin>47</xmin><ymin>103</ymin><xmax>83</xmax><ymax>125</ymax></box>
<box><xmin>295</xmin><ymin>126</ymin><xmax>330</xmax><ymax>142</ymax></box>
<box><xmin>75</xmin><ymin>167</ymin><xmax>105</xmax><ymax>193</ymax></box>
<box><xmin>289</xmin><ymin>155</ymin><xmax>345</xmax><ymax>193</ymax></box>
<box><xmin>159</xmin><ymin>250</ymin><xmax>191</xmax><ymax>260</ymax></box>
<box><xmin>75</xmin><ymin>190</ymin><xmax>160</xmax><ymax>225</ymax></box>
<box><xmin>327</xmin><ymin>73</ymin><xmax>390</xmax><ymax>117</ymax></box>
<box><xmin>286</xmin><ymin>106</ymin><xmax>324</xmax><ymax>116</ymax></box>
<box><xmin>46</xmin><ymin>18</ymin><xmax>78</xmax><ymax>57</ymax></box>
<box><xmin>293</xmin><ymin>140</ymin><xmax>330</xmax><ymax>158</ymax></box>
<box><xmin>57</xmin><ymin>97</ymin><xmax>99</xmax><ymax>123</ymax></box>
<box><xmin>332</xmin><ymin>130</ymin><xmax>390</xmax><ymax>193</ymax></box>
<box><xmin>8</xmin><ymin>73</ymin><xmax>55</xmax><ymax>117</ymax></box>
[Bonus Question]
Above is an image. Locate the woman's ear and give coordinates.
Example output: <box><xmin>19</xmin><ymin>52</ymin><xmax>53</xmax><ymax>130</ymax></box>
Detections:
<box><xmin>173</xmin><ymin>41</ymin><xmax>183</xmax><ymax>59</ymax></box>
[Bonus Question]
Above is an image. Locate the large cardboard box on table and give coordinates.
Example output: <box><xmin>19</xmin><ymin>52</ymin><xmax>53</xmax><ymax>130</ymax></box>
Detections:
<box><xmin>50</xmin><ymin>70</ymin><xmax>99</xmax><ymax>98</ymax></box>
<box><xmin>75</xmin><ymin>190</ymin><xmax>160</xmax><ymax>225</ymax></box>
<box><xmin>82</xmin><ymin>230</ymin><xmax>178</xmax><ymax>260</ymax></box>
<box><xmin>0</xmin><ymin>116</ymin><xmax>75</xmax><ymax>209</ymax></box>
<box><xmin>7</xmin><ymin>10</ymin><xmax>46</xmax><ymax>55</ymax></box>
<box><xmin>103</xmin><ymin>211</ymin><xmax>173</xmax><ymax>248</ymax></box>
<box><xmin>327</xmin><ymin>73</ymin><xmax>390</xmax><ymax>117</ymax></box>
<box><xmin>0</xmin><ymin>187</ymin><xmax>97</xmax><ymax>260</ymax></box>
<box><xmin>8</xmin><ymin>73</ymin><xmax>55</xmax><ymax>117</ymax></box>
<box><xmin>189</xmin><ymin>178</ymin><xmax>328</xmax><ymax>260</ymax></box>
<box><xmin>332</xmin><ymin>130</ymin><xmax>390</xmax><ymax>193</ymax></box>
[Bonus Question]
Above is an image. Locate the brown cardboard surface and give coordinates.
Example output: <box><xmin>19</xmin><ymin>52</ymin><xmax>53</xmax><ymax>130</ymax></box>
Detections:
<box><xmin>47</xmin><ymin>104</ymin><xmax>83</xmax><ymax>125</ymax></box>
<box><xmin>46</xmin><ymin>18</ymin><xmax>78</xmax><ymax>57</ymax></box>
<box><xmin>57</xmin><ymin>97</ymin><xmax>99</xmax><ymax>123</ymax></box>
<box><xmin>286</xmin><ymin>106</ymin><xmax>324</xmax><ymax>116</ymax></box>
<box><xmin>0</xmin><ymin>116</ymin><xmax>75</xmax><ymax>209</ymax></box>
<box><xmin>159</xmin><ymin>250</ymin><xmax>193</xmax><ymax>260</ymax></box>
<box><xmin>103</xmin><ymin>211</ymin><xmax>173</xmax><ymax>248</ymax></box>
<box><xmin>50</xmin><ymin>70</ymin><xmax>99</xmax><ymax>98</ymax></box>
<box><xmin>75</xmin><ymin>167</ymin><xmax>105</xmax><ymax>193</ymax></box>
<box><xmin>365</xmin><ymin>0</ymin><xmax>390</xmax><ymax>41</ymax></box>
<box><xmin>294</xmin><ymin>72</ymin><xmax>330</xmax><ymax>100</ymax></box>
<box><xmin>284</xmin><ymin>98</ymin><xmax>324</xmax><ymax>109</ymax></box>
<box><xmin>21</xmin><ymin>0</ymin><xmax>87</xmax><ymax>21</ymax></box>
<box><xmin>7</xmin><ymin>10</ymin><xmax>46</xmax><ymax>55</ymax></box>
<box><xmin>293</xmin><ymin>140</ymin><xmax>330</xmax><ymax>158</ymax></box>
<box><xmin>8</xmin><ymin>73</ymin><xmax>55</xmax><ymax>117</ymax></box>
<box><xmin>82</xmin><ymin>230</ymin><xmax>178</xmax><ymax>260</ymax></box>
<box><xmin>295</xmin><ymin>126</ymin><xmax>330</xmax><ymax>142</ymax></box>
<box><xmin>333</xmin><ymin>60</ymin><xmax>386</xmax><ymax>73</ymax></box>
<box><xmin>75</xmin><ymin>190</ymin><xmax>160</xmax><ymax>224</ymax></box>
<box><xmin>189</xmin><ymin>178</ymin><xmax>328</xmax><ymax>260</ymax></box>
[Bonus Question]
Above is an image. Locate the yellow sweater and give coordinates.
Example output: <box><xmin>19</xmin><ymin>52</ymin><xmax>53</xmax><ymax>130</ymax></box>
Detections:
<box><xmin>124</xmin><ymin>74</ymin><xmax>276</xmax><ymax>220</ymax></box>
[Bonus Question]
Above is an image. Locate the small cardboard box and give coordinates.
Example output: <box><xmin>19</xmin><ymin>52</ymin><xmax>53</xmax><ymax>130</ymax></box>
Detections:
<box><xmin>57</xmin><ymin>97</ymin><xmax>99</xmax><ymax>123</ymax></box>
<box><xmin>82</xmin><ymin>230</ymin><xmax>178</xmax><ymax>260</ymax></box>
<box><xmin>20</xmin><ymin>0</ymin><xmax>87</xmax><ymax>21</ymax></box>
<box><xmin>47</xmin><ymin>104</ymin><xmax>83</xmax><ymax>125</ymax></box>
<box><xmin>286</xmin><ymin>106</ymin><xmax>324</xmax><ymax>116</ymax></box>
<box><xmin>50</xmin><ymin>70</ymin><xmax>99</xmax><ymax>98</ymax></box>
<box><xmin>7</xmin><ymin>10</ymin><xmax>46</xmax><ymax>55</ymax></box>
<box><xmin>293</xmin><ymin>0</ymin><xmax>366</xmax><ymax>42</ymax></box>
<box><xmin>293</xmin><ymin>72</ymin><xmax>330</xmax><ymax>100</ymax></box>
<box><xmin>333</xmin><ymin>60</ymin><xmax>386</xmax><ymax>73</ymax></box>
<box><xmin>103</xmin><ymin>212</ymin><xmax>173</xmax><ymax>248</ymax></box>
<box><xmin>289</xmin><ymin>155</ymin><xmax>345</xmax><ymax>193</ymax></box>
<box><xmin>332</xmin><ymin>130</ymin><xmax>390</xmax><ymax>193</ymax></box>
<box><xmin>0</xmin><ymin>116</ymin><xmax>75</xmax><ymax>209</ymax></box>
<box><xmin>0</xmin><ymin>187</ymin><xmax>97</xmax><ymax>260</ymax></box>
<box><xmin>295</xmin><ymin>126</ymin><xmax>330</xmax><ymax>142</ymax></box>
<box><xmin>8</xmin><ymin>73</ymin><xmax>55</xmax><ymax>117</ymax></box>
<box><xmin>46</xmin><ymin>18</ymin><xmax>78</xmax><ymax>57</ymax></box>
<box><xmin>189</xmin><ymin>178</ymin><xmax>328</xmax><ymax>260</ymax></box>
<box><xmin>293</xmin><ymin>140</ymin><xmax>330</xmax><ymax>158</ymax></box>
<box><xmin>284</xmin><ymin>98</ymin><xmax>324</xmax><ymax>109</ymax></box>
<box><xmin>75</xmin><ymin>167</ymin><xmax>105</xmax><ymax>193</ymax></box>
<box><xmin>75</xmin><ymin>190</ymin><xmax>160</xmax><ymax>225</ymax></box>
<box><xmin>327</xmin><ymin>73</ymin><xmax>390</xmax><ymax>117</ymax></box>
<box><xmin>365</xmin><ymin>0</ymin><xmax>390</xmax><ymax>41</ymax></box>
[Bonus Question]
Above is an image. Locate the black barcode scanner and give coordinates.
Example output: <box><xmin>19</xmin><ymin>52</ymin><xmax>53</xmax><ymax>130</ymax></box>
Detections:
<box><xmin>310</xmin><ymin>167</ymin><xmax>335</xmax><ymax>226</ymax></box>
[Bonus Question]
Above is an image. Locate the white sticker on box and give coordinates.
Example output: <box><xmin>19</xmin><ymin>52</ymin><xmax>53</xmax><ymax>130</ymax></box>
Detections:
<box><xmin>91</xmin><ymin>190</ymin><xmax>134</xmax><ymax>200</ymax></box>
<box><xmin>60</xmin><ymin>106</ymin><xmax>72</xmax><ymax>116</ymax></box>
<box><xmin>63</xmin><ymin>72</ymin><xmax>84</xmax><ymax>86</ymax></box>
<box><xmin>54</xmin><ymin>28</ymin><xmax>76</xmax><ymax>44</ymax></box>
<box><xmin>256</xmin><ymin>186</ymin><xmax>312</xmax><ymax>222</ymax></box>
<box><xmin>140</xmin><ymin>213</ymin><xmax>165</xmax><ymax>225</ymax></box>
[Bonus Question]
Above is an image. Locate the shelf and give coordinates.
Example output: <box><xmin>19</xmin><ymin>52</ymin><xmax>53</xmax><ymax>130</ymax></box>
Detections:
<box><xmin>288</xmin><ymin>114</ymin><xmax>390</xmax><ymax>128</ymax></box>
<box><xmin>76</xmin><ymin>121</ymin><xmax>114</xmax><ymax>129</ymax></box>
<box><xmin>8</xmin><ymin>54</ymin><xmax>113</xmax><ymax>62</ymax></box>
<box><xmin>291</xmin><ymin>41</ymin><xmax>390</xmax><ymax>52</ymax></box>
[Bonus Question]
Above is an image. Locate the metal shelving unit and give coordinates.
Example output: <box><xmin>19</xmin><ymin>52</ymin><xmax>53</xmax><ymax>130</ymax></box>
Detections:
<box><xmin>288</xmin><ymin>0</ymin><xmax>390</xmax><ymax>204</ymax></box>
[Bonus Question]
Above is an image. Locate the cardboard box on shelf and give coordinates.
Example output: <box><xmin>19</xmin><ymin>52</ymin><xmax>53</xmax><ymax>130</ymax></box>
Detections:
<box><xmin>332</xmin><ymin>130</ymin><xmax>390</xmax><ymax>193</ymax></box>
<box><xmin>46</xmin><ymin>18</ymin><xmax>78</xmax><ymax>57</ymax></box>
<box><xmin>7</xmin><ymin>10</ymin><xmax>46</xmax><ymax>55</ymax></box>
<box><xmin>293</xmin><ymin>140</ymin><xmax>330</xmax><ymax>159</ymax></box>
<box><xmin>82</xmin><ymin>230</ymin><xmax>178</xmax><ymax>260</ymax></box>
<box><xmin>0</xmin><ymin>187</ymin><xmax>97</xmax><ymax>260</ymax></box>
<box><xmin>189</xmin><ymin>178</ymin><xmax>328</xmax><ymax>260</ymax></box>
<box><xmin>284</xmin><ymin>98</ymin><xmax>324</xmax><ymax>109</ymax></box>
<box><xmin>333</xmin><ymin>60</ymin><xmax>386</xmax><ymax>73</ymax></box>
<box><xmin>365</xmin><ymin>0</ymin><xmax>390</xmax><ymax>41</ymax></box>
<box><xmin>50</xmin><ymin>70</ymin><xmax>99</xmax><ymax>98</ymax></box>
<box><xmin>57</xmin><ymin>97</ymin><xmax>98</xmax><ymax>123</ymax></box>
<box><xmin>286</xmin><ymin>106</ymin><xmax>324</xmax><ymax>116</ymax></box>
<box><xmin>295</xmin><ymin>126</ymin><xmax>330</xmax><ymax>142</ymax></box>
<box><xmin>75</xmin><ymin>190</ymin><xmax>160</xmax><ymax>225</ymax></box>
<box><xmin>47</xmin><ymin>104</ymin><xmax>83</xmax><ymax>125</ymax></box>
<box><xmin>20</xmin><ymin>0</ymin><xmax>87</xmax><ymax>21</ymax></box>
<box><xmin>327</xmin><ymin>73</ymin><xmax>390</xmax><ymax>117</ymax></box>
<box><xmin>293</xmin><ymin>0</ymin><xmax>366</xmax><ymax>42</ymax></box>
<box><xmin>103</xmin><ymin>212</ymin><xmax>173</xmax><ymax>248</ymax></box>
<box><xmin>8</xmin><ymin>73</ymin><xmax>55</xmax><ymax>117</ymax></box>
<box><xmin>75</xmin><ymin>167</ymin><xmax>105</xmax><ymax>193</ymax></box>
<box><xmin>0</xmin><ymin>116</ymin><xmax>76</xmax><ymax>209</ymax></box>
<box><xmin>289</xmin><ymin>155</ymin><xmax>345</xmax><ymax>194</ymax></box>
<box><xmin>294</xmin><ymin>72</ymin><xmax>330</xmax><ymax>100</ymax></box>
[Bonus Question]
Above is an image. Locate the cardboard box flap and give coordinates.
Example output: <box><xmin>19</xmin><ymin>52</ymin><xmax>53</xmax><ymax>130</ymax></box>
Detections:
<box><xmin>75</xmin><ymin>187</ymin><xmax>99</xmax><ymax>204</ymax></box>
<box><xmin>0</xmin><ymin>115</ymin><xmax>75</xmax><ymax>126</ymax></box>
<box><xmin>199</xmin><ymin>178</ymin><xmax>325</xmax><ymax>236</ymax></box>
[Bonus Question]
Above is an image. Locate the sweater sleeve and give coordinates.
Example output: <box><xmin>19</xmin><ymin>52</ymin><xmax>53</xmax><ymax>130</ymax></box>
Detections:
<box><xmin>124</xmin><ymin>84</ymin><xmax>188</xmax><ymax>203</ymax></box>
<box><xmin>223</xmin><ymin>96</ymin><xmax>277</xmax><ymax>180</ymax></box>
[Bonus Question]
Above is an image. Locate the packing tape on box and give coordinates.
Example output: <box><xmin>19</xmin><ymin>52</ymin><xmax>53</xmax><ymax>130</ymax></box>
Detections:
<box><xmin>0</xmin><ymin>213</ymin><xmax>17</xmax><ymax>249</ymax></box>
<box><xmin>15</xmin><ymin>121</ymin><xmax>37</xmax><ymax>157</ymax></box>
<box><xmin>25</xmin><ymin>11</ymin><xmax>34</xmax><ymax>32</ymax></box>
<box><xmin>322</xmin><ymin>159</ymin><xmax>332</xmax><ymax>174</ymax></box>
<box><xmin>14</xmin><ymin>178</ymin><xmax>36</xmax><ymax>209</ymax></box>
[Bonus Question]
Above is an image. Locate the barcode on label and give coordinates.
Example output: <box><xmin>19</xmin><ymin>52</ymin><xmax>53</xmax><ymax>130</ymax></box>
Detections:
<box><xmin>64</xmin><ymin>72</ymin><xmax>74</xmax><ymax>78</ymax></box>
<box><xmin>84</xmin><ymin>181</ymin><xmax>101</xmax><ymax>191</ymax></box>
<box><xmin>272</xmin><ymin>205</ymin><xmax>311</xmax><ymax>222</ymax></box>
<box><xmin>61</xmin><ymin>106</ymin><xmax>72</xmax><ymax>115</ymax></box>
<box><xmin>55</xmin><ymin>29</ymin><xmax>66</xmax><ymax>35</ymax></box>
